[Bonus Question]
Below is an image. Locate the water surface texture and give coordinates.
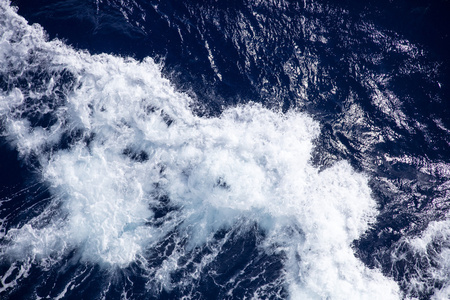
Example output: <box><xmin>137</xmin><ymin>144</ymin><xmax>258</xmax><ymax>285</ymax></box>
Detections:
<box><xmin>1</xmin><ymin>0</ymin><xmax>449</xmax><ymax>299</ymax></box>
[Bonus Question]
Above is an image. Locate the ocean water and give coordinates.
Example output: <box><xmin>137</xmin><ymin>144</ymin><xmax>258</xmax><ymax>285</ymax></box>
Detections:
<box><xmin>0</xmin><ymin>0</ymin><xmax>449</xmax><ymax>299</ymax></box>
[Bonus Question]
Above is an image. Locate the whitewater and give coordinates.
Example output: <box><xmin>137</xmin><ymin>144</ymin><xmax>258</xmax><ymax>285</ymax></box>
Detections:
<box><xmin>1</xmin><ymin>1</ymin><xmax>449</xmax><ymax>299</ymax></box>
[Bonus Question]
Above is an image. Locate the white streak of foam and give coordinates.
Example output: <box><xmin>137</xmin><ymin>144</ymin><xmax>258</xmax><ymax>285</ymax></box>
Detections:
<box><xmin>0</xmin><ymin>1</ymin><xmax>400</xmax><ymax>299</ymax></box>
<box><xmin>406</xmin><ymin>217</ymin><xmax>450</xmax><ymax>299</ymax></box>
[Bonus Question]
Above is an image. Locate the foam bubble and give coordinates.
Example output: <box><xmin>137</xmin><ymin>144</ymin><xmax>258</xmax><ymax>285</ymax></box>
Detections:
<box><xmin>0</xmin><ymin>1</ymin><xmax>400</xmax><ymax>298</ymax></box>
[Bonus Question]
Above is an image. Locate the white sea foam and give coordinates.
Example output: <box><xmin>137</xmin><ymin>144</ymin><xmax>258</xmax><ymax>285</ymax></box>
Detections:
<box><xmin>397</xmin><ymin>218</ymin><xmax>450</xmax><ymax>299</ymax></box>
<box><xmin>0</xmin><ymin>1</ymin><xmax>400</xmax><ymax>298</ymax></box>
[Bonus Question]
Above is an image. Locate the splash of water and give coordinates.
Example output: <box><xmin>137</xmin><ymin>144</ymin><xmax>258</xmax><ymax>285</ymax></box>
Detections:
<box><xmin>0</xmin><ymin>2</ymin><xmax>399</xmax><ymax>298</ymax></box>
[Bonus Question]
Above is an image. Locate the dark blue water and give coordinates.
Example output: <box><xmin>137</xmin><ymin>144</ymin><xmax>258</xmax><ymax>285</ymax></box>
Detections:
<box><xmin>1</xmin><ymin>0</ymin><xmax>450</xmax><ymax>299</ymax></box>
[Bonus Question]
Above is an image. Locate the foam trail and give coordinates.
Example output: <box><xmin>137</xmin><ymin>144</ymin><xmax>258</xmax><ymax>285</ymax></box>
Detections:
<box><xmin>0</xmin><ymin>1</ymin><xmax>399</xmax><ymax>298</ymax></box>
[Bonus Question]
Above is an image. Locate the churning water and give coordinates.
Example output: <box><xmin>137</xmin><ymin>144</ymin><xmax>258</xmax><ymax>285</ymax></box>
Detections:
<box><xmin>0</xmin><ymin>0</ymin><xmax>449</xmax><ymax>299</ymax></box>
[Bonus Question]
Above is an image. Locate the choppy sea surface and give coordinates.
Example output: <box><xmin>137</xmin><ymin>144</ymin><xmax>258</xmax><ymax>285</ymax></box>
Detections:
<box><xmin>1</xmin><ymin>0</ymin><xmax>449</xmax><ymax>299</ymax></box>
